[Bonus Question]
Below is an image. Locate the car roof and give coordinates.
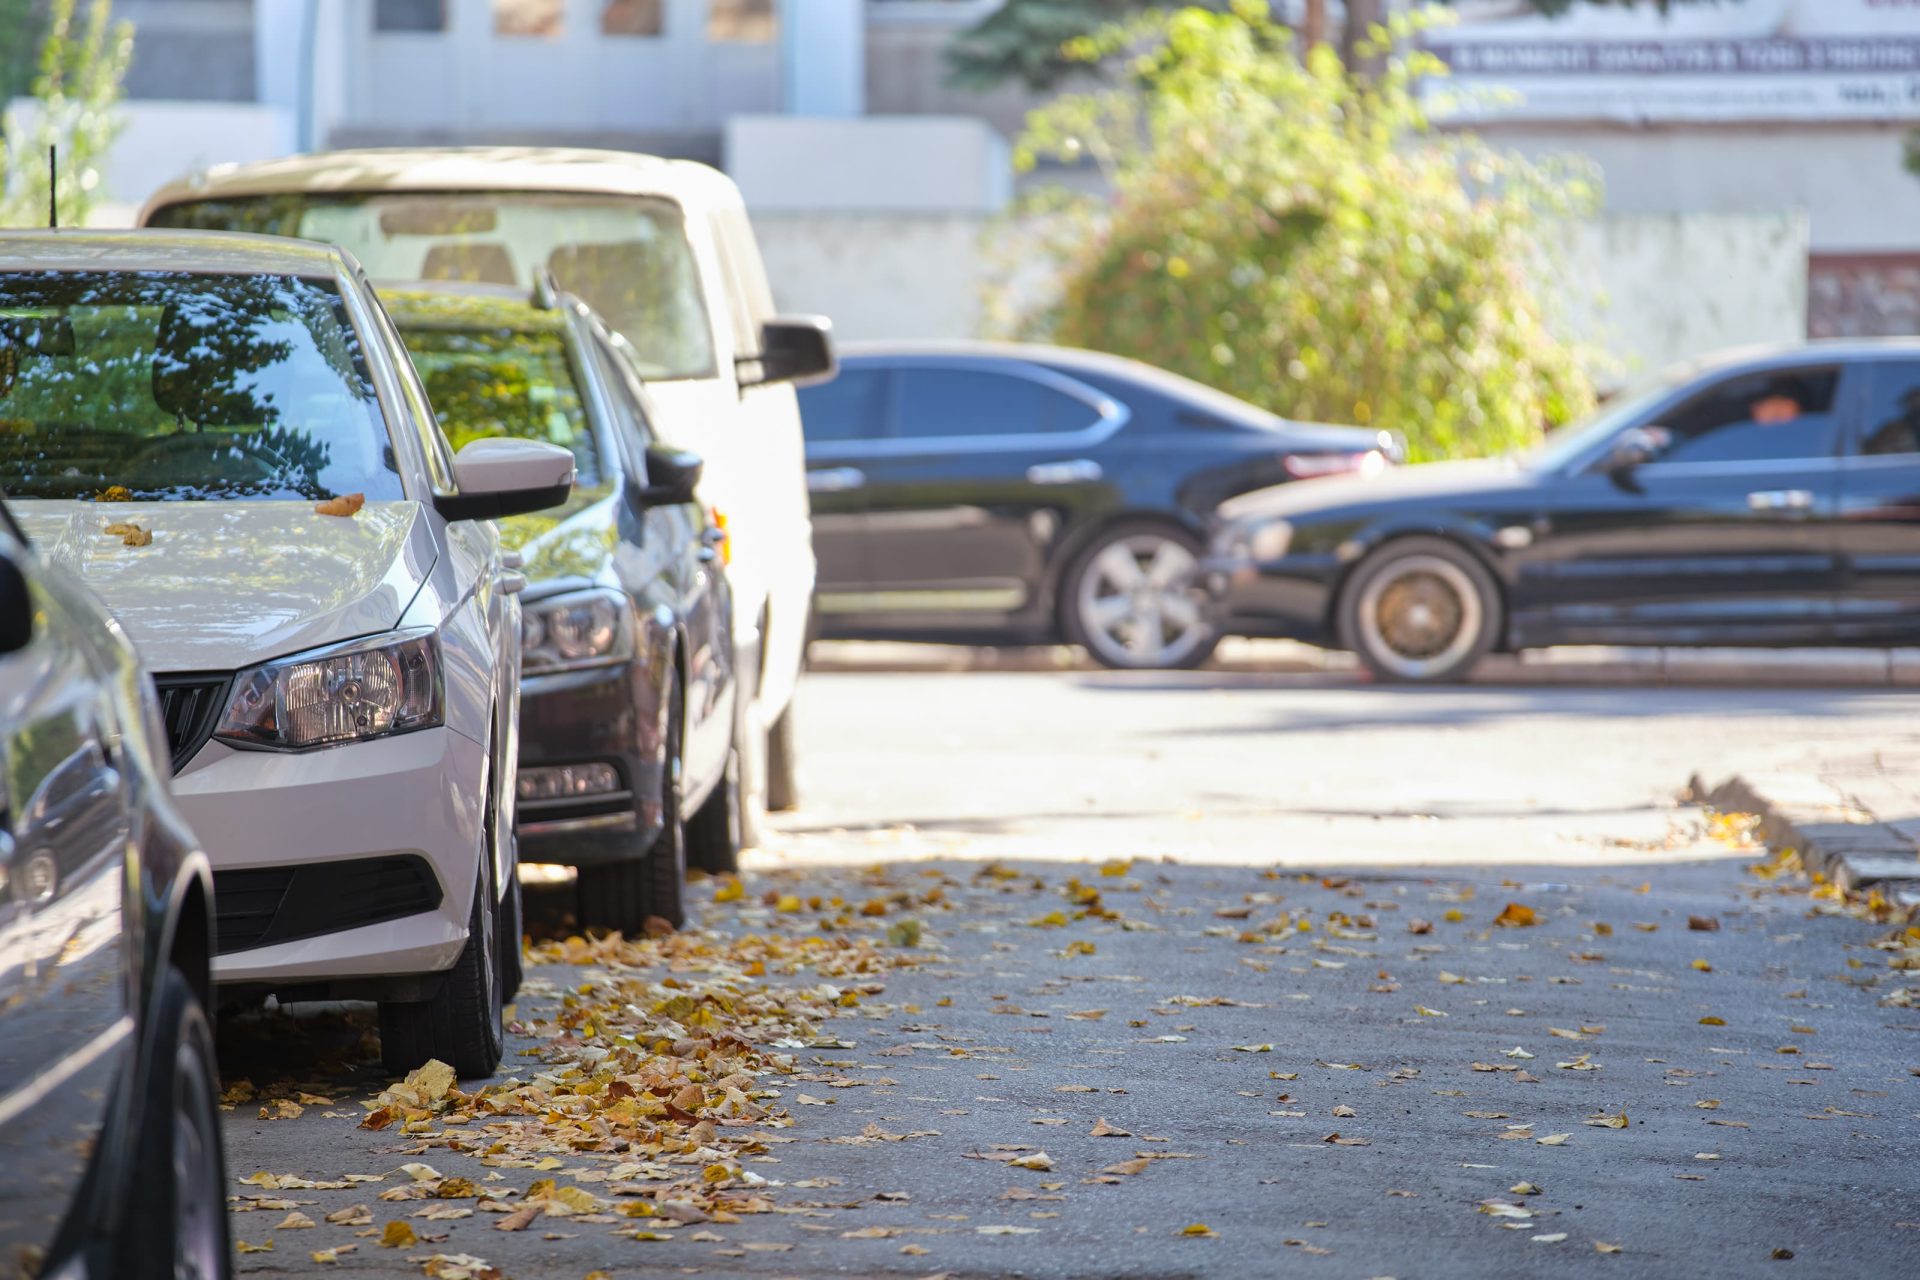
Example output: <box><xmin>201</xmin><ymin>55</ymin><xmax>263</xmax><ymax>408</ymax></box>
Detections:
<box><xmin>141</xmin><ymin>146</ymin><xmax>744</xmax><ymax>218</ymax></box>
<box><xmin>1674</xmin><ymin>337</ymin><xmax>1920</xmax><ymax>373</ymax></box>
<box><xmin>0</xmin><ymin>228</ymin><xmax>352</xmax><ymax>276</ymax></box>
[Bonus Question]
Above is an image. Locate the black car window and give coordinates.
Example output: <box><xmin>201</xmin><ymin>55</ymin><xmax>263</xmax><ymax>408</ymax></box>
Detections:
<box><xmin>897</xmin><ymin>368</ymin><xmax>1103</xmax><ymax>440</ymax></box>
<box><xmin>1648</xmin><ymin>367</ymin><xmax>1841</xmax><ymax>465</ymax></box>
<box><xmin>395</xmin><ymin>322</ymin><xmax>605</xmax><ymax>488</ymax></box>
<box><xmin>798</xmin><ymin>368</ymin><xmax>890</xmax><ymax>443</ymax></box>
<box><xmin>1858</xmin><ymin>361</ymin><xmax>1920</xmax><ymax>457</ymax></box>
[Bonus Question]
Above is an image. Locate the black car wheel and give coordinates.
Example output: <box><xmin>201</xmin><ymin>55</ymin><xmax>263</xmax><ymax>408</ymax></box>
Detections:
<box><xmin>380</xmin><ymin>776</ymin><xmax>505</xmax><ymax>1078</ymax></box>
<box><xmin>497</xmin><ymin>854</ymin><xmax>524</xmax><ymax>1003</ymax></box>
<box><xmin>686</xmin><ymin>733</ymin><xmax>743</xmax><ymax>876</ymax></box>
<box><xmin>121</xmin><ymin>966</ymin><xmax>231</xmax><ymax>1280</ymax></box>
<box><xmin>1338</xmin><ymin>536</ymin><xmax>1502</xmax><ymax>683</ymax></box>
<box><xmin>579</xmin><ymin>670</ymin><xmax>687</xmax><ymax>934</ymax></box>
<box><xmin>1063</xmin><ymin>522</ymin><xmax>1219</xmax><ymax>670</ymax></box>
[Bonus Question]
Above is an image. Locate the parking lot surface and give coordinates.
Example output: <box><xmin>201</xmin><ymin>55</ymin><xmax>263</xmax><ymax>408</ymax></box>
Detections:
<box><xmin>218</xmin><ymin>668</ymin><xmax>1920</xmax><ymax>1278</ymax></box>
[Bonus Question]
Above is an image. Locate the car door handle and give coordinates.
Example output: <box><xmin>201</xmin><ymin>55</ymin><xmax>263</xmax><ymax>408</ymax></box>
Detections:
<box><xmin>1027</xmin><ymin>459</ymin><xmax>1102</xmax><ymax>486</ymax></box>
<box><xmin>498</xmin><ymin>571</ymin><xmax>527</xmax><ymax>595</ymax></box>
<box><xmin>1747</xmin><ymin>489</ymin><xmax>1815</xmax><ymax>512</ymax></box>
<box><xmin>808</xmin><ymin>467</ymin><xmax>866</xmax><ymax>494</ymax></box>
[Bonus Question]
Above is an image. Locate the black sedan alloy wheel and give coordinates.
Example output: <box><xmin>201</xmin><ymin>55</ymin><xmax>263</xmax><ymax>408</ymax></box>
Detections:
<box><xmin>1065</xmin><ymin>523</ymin><xmax>1220</xmax><ymax>670</ymax></box>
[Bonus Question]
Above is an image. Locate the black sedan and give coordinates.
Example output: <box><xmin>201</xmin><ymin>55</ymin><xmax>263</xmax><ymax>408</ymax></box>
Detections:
<box><xmin>1206</xmin><ymin>340</ymin><xmax>1920</xmax><ymax>681</ymax></box>
<box><xmin>798</xmin><ymin>342</ymin><xmax>1397</xmax><ymax>669</ymax></box>
<box><xmin>382</xmin><ymin>284</ymin><xmax>739</xmax><ymax>929</ymax></box>
<box><xmin>0</xmin><ymin>499</ymin><xmax>229</xmax><ymax>1278</ymax></box>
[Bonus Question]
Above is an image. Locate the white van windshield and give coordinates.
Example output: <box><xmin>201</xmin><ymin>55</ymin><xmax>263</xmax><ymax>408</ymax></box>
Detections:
<box><xmin>149</xmin><ymin>191</ymin><xmax>715</xmax><ymax>380</ymax></box>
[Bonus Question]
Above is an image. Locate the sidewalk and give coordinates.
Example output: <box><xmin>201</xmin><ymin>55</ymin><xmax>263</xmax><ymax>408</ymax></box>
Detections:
<box><xmin>1692</xmin><ymin>744</ymin><xmax>1920</xmax><ymax>904</ymax></box>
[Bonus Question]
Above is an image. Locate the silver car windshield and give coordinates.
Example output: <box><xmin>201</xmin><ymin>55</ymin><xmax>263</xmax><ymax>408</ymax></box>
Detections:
<box><xmin>149</xmin><ymin>191</ymin><xmax>715</xmax><ymax>382</ymax></box>
<box><xmin>0</xmin><ymin>270</ymin><xmax>398</xmax><ymax>503</ymax></box>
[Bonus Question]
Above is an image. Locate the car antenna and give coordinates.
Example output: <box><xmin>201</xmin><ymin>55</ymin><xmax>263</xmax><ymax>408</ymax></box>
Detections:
<box><xmin>47</xmin><ymin>145</ymin><xmax>56</xmax><ymax>229</ymax></box>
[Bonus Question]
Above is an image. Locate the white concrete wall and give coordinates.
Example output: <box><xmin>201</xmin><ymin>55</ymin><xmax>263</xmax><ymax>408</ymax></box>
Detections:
<box><xmin>726</xmin><ymin>115</ymin><xmax>1010</xmax><ymax>212</ymax></box>
<box><xmin>752</xmin><ymin>210</ymin><xmax>1809</xmax><ymax>382</ymax></box>
<box><xmin>1487</xmin><ymin>124</ymin><xmax>1920</xmax><ymax>255</ymax></box>
<box><xmin>4</xmin><ymin>97</ymin><xmax>294</xmax><ymax>217</ymax></box>
<box><xmin>1558</xmin><ymin>211</ymin><xmax>1810</xmax><ymax>384</ymax></box>
<box><xmin>754</xmin><ymin>212</ymin><xmax>987</xmax><ymax>339</ymax></box>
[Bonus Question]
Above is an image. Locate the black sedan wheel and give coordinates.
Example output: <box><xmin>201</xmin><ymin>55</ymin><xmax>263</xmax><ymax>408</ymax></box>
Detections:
<box><xmin>1338</xmin><ymin>537</ymin><xmax>1502</xmax><ymax>683</ymax></box>
<box><xmin>1064</xmin><ymin>523</ymin><xmax>1219</xmax><ymax>670</ymax></box>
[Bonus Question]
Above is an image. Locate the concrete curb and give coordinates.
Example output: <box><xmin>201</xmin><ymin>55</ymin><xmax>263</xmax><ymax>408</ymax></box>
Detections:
<box><xmin>1686</xmin><ymin>770</ymin><xmax>1920</xmax><ymax>902</ymax></box>
<box><xmin>811</xmin><ymin>639</ymin><xmax>1920</xmax><ymax>686</ymax></box>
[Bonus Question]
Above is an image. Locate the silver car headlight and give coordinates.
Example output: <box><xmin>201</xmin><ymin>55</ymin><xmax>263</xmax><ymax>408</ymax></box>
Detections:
<box><xmin>522</xmin><ymin>588</ymin><xmax>635</xmax><ymax>674</ymax></box>
<box><xmin>1250</xmin><ymin>520</ymin><xmax>1294</xmax><ymax>562</ymax></box>
<box><xmin>216</xmin><ymin>628</ymin><xmax>443</xmax><ymax>750</ymax></box>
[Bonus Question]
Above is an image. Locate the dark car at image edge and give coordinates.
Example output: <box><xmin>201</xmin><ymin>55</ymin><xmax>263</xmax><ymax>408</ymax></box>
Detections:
<box><xmin>0</xmin><ymin>499</ymin><xmax>230</xmax><ymax>1279</ymax></box>
<box><xmin>799</xmin><ymin>341</ymin><xmax>1400</xmax><ymax>669</ymax></box>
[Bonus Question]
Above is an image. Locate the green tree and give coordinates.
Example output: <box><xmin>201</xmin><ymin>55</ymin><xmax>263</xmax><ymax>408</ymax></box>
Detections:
<box><xmin>0</xmin><ymin>0</ymin><xmax>49</xmax><ymax>106</ymax></box>
<box><xmin>949</xmin><ymin>0</ymin><xmax>1712</xmax><ymax>89</ymax></box>
<box><xmin>0</xmin><ymin>0</ymin><xmax>133</xmax><ymax>229</ymax></box>
<box><xmin>1004</xmin><ymin>3</ymin><xmax>1599</xmax><ymax>461</ymax></box>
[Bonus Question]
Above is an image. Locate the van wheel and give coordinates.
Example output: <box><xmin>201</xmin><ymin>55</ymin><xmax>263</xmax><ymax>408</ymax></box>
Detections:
<box><xmin>686</xmin><ymin>734</ymin><xmax>742</xmax><ymax>876</ymax></box>
<box><xmin>579</xmin><ymin>671</ymin><xmax>686</xmax><ymax>934</ymax></box>
<box><xmin>766</xmin><ymin>702</ymin><xmax>800</xmax><ymax>812</ymax></box>
<box><xmin>120</xmin><ymin>967</ymin><xmax>231</xmax><ymax>1280</ymax></box>
<box><xmin>380</xmin><ymin>792</ymin><xmax>505</xmax><ymax>1078</ymax></box>
<box><xmin>1337</xmin><ymin>536</ymin><xmax>1501</xmax><ymax>683</ymax></box>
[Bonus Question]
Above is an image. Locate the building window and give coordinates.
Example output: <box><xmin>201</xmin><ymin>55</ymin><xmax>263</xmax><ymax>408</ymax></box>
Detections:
<box><xmin>495</xmin><ymin>0</ymin><xmax>564</xmax><ymax>37</ymax></box>
<box><xmin>709</xmin><ymin>0</ymin><xmax>775</xmax><ymax>42</ymax></box>
<box><xmin>374</xmin><ymin>0</ymin><xmax>446</xmax><ymax>32</ymax></box>
<box><xmin>602</xmin><ymin>0</ymin><xmax>664</xmax><ymax>35</ymax></box>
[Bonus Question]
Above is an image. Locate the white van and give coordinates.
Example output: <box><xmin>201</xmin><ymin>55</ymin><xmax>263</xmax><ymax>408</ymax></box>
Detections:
<box><xmin>142</xmin><ymin>148</ymin><xmax>832</xmax><ymax>856</ymax></box>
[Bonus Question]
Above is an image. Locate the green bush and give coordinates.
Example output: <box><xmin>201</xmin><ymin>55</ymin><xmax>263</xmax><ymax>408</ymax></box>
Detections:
<box><xmin>0</xmin><ymin>0</ymin><xmax>133</xmax><ymax>229</ymax></box>
<box><xmin>1003</xmin><ymin>3</ymin><xmax>1601</xmax><ymax>462</ymax></box>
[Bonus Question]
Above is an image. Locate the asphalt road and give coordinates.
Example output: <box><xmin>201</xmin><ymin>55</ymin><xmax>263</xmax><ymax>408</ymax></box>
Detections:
<box><xmin>217</xmin><ymin>665</ymin><xmax>1920</xmax><ymax>1279</ymax></box>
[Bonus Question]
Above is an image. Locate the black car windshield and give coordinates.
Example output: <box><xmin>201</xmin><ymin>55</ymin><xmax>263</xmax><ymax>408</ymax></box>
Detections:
<box><xmin>0</xmin><ymin>271</ymin><xmax>397</xmax><ymax>502</ymax></box>
<box><xmin>1523</xmin><ymin>364</ymin><xmax>1700</xmax><ymax>474</ymax></box>
<box><xmin>390</xmin><ymin>316</ymin><xmax>607</xmax><ymax>489</ymax></box>
<box><xmin>150</xmin><ymin>191</ymin><xmax>715</xmax><ymax>381</ymax></box>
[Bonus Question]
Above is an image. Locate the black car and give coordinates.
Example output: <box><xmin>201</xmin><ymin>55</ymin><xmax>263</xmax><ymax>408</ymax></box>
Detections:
<box><xmin>381</xmin><ymin>284</ymin><xmax>739</xmax><ymax>929</ymax></box>
<box><xmin>1206</xmin><ymin>340</ymin><xmax>1920</xmax><ymax>682</ymax></box>
<box><xmin>0</xmin><ymin>500</ymin><xmax>229</xmax><ymax>1279</ymax></box>
<box><xmin>797</xmin><ymin>342</ymin><xmax>1397</xmax><ymax>669</ymax></box>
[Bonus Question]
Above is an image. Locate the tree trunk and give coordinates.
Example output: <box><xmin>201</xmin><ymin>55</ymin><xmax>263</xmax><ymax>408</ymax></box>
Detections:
<box><xmin>1342</xmin><ymin>0</ymin><xmax>1387</xmax><ymax>75</ymax></box>
<box><xmin>1301</xmin><ymin>0</ymin><xmax>1329</xmax><ymax>50</ymax></box>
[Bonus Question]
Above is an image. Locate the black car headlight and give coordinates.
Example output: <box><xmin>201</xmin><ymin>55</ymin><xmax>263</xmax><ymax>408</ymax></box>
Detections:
<box><xmin>522</xmin><ymin>588</ymin><xmax>635</xmax><ymax>674</ymax></box>
<box><xmin>216</xmin><ymin>628</ymin><xmax>443</xmax><ymax>750</ymax></box>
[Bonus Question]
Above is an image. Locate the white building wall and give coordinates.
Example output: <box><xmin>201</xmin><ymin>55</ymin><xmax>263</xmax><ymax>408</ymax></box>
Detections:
<box><xmin>753</xmin><ymin>210</ymin><xmax>1808</xmax><ymax>381</ymax></box>
<box><xmin>1488</xmin><ymin>124</ymin><xmax>1920</xmax><ymax>256</ymax></box>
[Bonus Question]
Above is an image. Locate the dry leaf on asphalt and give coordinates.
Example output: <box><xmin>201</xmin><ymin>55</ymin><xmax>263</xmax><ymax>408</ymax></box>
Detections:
<box><xmin>1494</xmin><ymin>903</ymin><xmax>1540</xmax><ymax>928</ymax></box>
<box><xmin>314</xmin><ymin>492</ymin><xmax>366</xmax><ymax>517</ymax></box>
<box><xmin>1090</xmin><ymin>1118</ymin><xmax>1131</xmax><ymax>1137</ymax></box>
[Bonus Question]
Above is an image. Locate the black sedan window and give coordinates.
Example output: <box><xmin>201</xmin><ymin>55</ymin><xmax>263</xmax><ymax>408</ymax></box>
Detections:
<box><xmin>1650</xmin><ymin>367</ymin><xmax>1841</xmax><ymax>465</ymax></box>
<box><xmin>1859</xmin><ymin>361</ymin><xmax>1920</xmax><ymax>457</ymax></box>
<box><xmin>898</xmin><ymin>368</ymin><xmax>1102</xmax><ymax>439</ymax></box>
<box><xmin>798</xmin><ymin>368</ymin><xmax>889</xmax><ymax>443</ymax></box>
